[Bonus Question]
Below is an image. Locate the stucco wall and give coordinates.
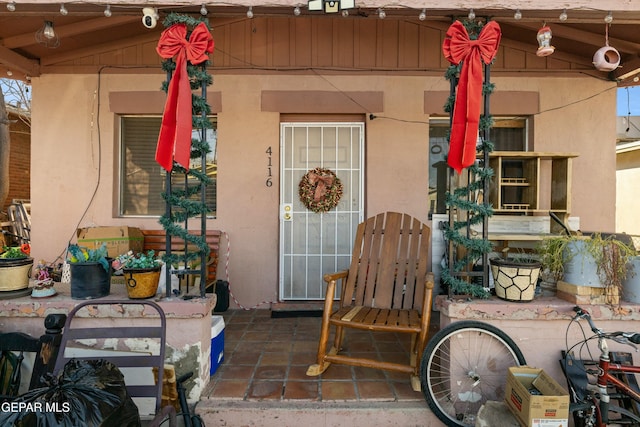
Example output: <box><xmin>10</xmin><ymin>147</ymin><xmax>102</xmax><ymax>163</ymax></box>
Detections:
<box><xmin>617</xmin><ymin>149</ymin><xmax>640</xmax><ymax>235</ymax></box>
<box><xmin>29</xmin><ymin>72</ymin><xmax>616</xmax><ymax>307</ymax></box>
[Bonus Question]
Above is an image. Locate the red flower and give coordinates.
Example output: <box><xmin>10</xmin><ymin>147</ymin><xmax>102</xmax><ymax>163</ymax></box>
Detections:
<box><xmin>20</xmin><ymin>243</ymin><xmax>30</xmax><ymax>255</ymax></box>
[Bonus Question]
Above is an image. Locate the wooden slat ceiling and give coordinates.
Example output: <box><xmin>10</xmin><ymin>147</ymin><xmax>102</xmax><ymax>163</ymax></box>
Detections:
<box><xmin>1</xmin><ymin>2</ymin><xmax>640</xmax><ymax>86</ymax></box>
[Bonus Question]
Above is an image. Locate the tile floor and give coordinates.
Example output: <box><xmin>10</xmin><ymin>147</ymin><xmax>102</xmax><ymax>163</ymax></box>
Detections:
<box><xmin>202</xmin><ymin>309</ymin><xmax>438</xmax><ymax>403</ymax></box>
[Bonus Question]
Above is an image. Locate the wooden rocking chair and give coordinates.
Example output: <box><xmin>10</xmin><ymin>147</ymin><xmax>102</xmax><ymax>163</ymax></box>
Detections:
<box><xmin>306</xmin><ymin>212</ymin><xmax>434</xmax><ymax>391</ymax></box>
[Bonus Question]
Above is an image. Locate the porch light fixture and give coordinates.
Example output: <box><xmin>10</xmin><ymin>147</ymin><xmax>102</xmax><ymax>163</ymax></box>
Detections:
<box><xmin>35</xmin><ymin>20</ymin><xmax>60</xmax><ymax>48</ymax></box>
<box><xmin>293</xmin><ymin>6</ymin><xmax>301</xmax><ymax>16</ymax></box>
<box><xmin>104</xmin><ymin>5</ymin><xmax>112</xmax><ymax>17</ymax></box>
<box><xmin>513</xmin><ymin>9</ymin><xmax>522</xmax><ymax>20</ymax></box>
<box><xmin>418</xmin><ymin>8</ymin><xmax>426</xmax><ymax>21</ymax></box>
<box><xmin>559</xmin><ymin>9</ymin><xmax>567</xmax><ymax>21</ymax></box>
<box><xmin>536</xmin><ymin>24</ymin><xmax>554</xmax><ymax>57</ymax></box>
<box><xmin>467</xmin><ymin>8</ymin><xmax>475</xmax><ymax>20</ymax></box>
<box><xmin>247</xmin><ymin>6</ymin><xmax>253</xmax><ymax>18</ymax></box>
<box><xmin>200</xmin><ymin>4</ymin><xmax>208</xmax><ymax>16</ymax></box>
<box><xmin>59</xmin><ymin>3</ymin><xmax>68</xmax><ymax>15</ymax></box>
<box><xmin>308</xmin><ymin>0</ymin><xmax>355</xmax><ymax>14</ymax></box>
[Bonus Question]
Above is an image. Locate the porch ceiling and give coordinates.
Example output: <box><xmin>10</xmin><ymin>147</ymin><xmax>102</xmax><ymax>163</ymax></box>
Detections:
<box><xmin>1</xmin><ymin>1</ymin><xmax>640</xmax><ymax>86</ymax></box>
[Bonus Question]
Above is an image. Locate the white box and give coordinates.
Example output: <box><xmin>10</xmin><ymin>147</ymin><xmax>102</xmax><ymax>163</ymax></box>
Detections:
<box><xmin>210</xmin><ymin>315</ymin><xmax>225</xmax><ymax>375</ymax></box>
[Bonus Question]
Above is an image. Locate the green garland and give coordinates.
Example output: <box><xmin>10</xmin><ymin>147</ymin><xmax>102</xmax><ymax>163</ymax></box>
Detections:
<box><xmin>158</xmin><ymin>13</ymin><xmax>213</xmax><ymax>279</ymax></box>
<box><xmin>441</xmin><ymin>19</ymin><xmax>496</xmax><ymax>299</ymax></box>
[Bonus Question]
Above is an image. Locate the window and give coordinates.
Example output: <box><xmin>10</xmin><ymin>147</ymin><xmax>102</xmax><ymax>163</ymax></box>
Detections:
<box><xmin>119</xmin><ymin>115</ymin><xmax>217</xmax><ymax>217</ymax></box>
<box><xmin>429</xmin><ymin>117</ymin><xmax>528</xmax><ymax>215</ymax></box>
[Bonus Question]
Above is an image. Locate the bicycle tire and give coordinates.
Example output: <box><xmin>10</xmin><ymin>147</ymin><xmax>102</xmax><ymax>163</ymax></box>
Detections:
<box><xmin>420</xmin><ymin>320</ymin><xmax>527</xmax><ymax>427</ymax></box>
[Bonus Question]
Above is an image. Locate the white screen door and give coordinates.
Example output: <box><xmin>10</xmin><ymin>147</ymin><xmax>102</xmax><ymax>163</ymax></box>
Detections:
<box><xmin>279</xmin><ymin>122</ymin><xmax>364</xmax><ymax>300</ymax></box>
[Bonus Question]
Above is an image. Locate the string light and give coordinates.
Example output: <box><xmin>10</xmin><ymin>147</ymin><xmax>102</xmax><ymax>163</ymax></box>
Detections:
<box><xmin>604</xmin><ymin>11</ymin><xmax>613</xmax><ymax>24</ymax></box>
<box><xmin>104</xmin><ymin>5</ymin><xmax>112</xmax><ymax>17</ymax></box>
<box><xmin>200</xmin><ymin>4</ymin><xmax>208</xmax><ymax>16</ymax></box>
<box><xmin>378</xmin><ymin>8</ymin><xmax>385</xmax><ymax>19</ymax></box>
<box><xmin>341</xmin><ymin>9</ymin><xmax>348</xmax><ymax>17</ymax></box>
<box><xmin>59</xmin><ymin>3</ymin><xmax>68</xmax><ymax>15</ymax></box>
<box><xmin>7</xmin><ymin>70</ymin><xmax>13</xmax><ymax>76</ymax></box>
<box><xmin>514</xmin><ymin>9</ymin><xmax>522</xmax><ymax>20</ymax></box>
<box><xmin>6</xmin><ymin>1</ymin><xmax>15</xmax><ymax>11</ymax></box>
<box><xmin>559</xmin><ymin>9</ymin><xmax>567</xmax><ymax>21</ymax></box>
<box><xmin>468</xmin><ymin>8</ymin><xmax>475</xmax><ymax>20</ymax></box>
<box><xmin>247</xmin><ymin>6</ymin><xmax>254</xmax><ymax>18</ymax></box>
<box><xmin>293</xmin><ymin>6</ymin><xmax>301</xmax><ymax>16</ymax></box>
<box><xmin>419</xmin><ymin>8</ymin><xmax>426</xmax><ymax>21</ymax></box>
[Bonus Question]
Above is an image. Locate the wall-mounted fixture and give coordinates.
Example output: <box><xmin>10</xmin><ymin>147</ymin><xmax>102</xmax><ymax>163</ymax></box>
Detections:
<box><xmin>308</xmin><ymin>0</ymin><xmax>354</xmax><ymax>14</ymax></box>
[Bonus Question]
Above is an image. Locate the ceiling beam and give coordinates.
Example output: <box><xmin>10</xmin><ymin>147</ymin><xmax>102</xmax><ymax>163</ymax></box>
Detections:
<box><xmin>509</xmin><ymin>21</ymin><xmax>640</xmax><ymax>54</ymax></box>
<box><xmin>2</xmin><ymin>16</ymin><xmax>140</xmax><ymax>48</ymax></box>
<box><xmin>613</xmin><ymin>55</ymin><xmax>640</xmax><ymax>82</ymax></box>
<box><xmin>0</xmin><ymin>45</ymin><xmax>40</xmax><ymax>77</ymax></box>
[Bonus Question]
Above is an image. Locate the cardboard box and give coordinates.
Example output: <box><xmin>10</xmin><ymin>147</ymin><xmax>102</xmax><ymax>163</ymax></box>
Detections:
<box><xmin>210</xmin><ymin>315</ymin><xmax>225</xmax><ymax>375</ymax></box>
<box><xmin>505</xmin><ymin>366</ymin><xmax>570</xmax><ymax>427</ymax></box>
<box><xmin>77</xmin><ymin>226</ymin><xmax>144</xmax><ymax>258</ymax></box>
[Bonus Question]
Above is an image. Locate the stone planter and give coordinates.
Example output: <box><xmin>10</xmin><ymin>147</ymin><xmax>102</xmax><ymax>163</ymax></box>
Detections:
<box><xmin>490</xmin><ymin>257</ymin><xmax>542</xmax><ymax>302</ymax></box>
<box><xmin>0</xmin><ymin>257</ymin><xmax>34</xmax><ymax>292</ymax></box>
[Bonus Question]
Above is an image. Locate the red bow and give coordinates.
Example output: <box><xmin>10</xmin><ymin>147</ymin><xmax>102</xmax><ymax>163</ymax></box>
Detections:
<box><xmin>308</xmin><ymin>172</ymin><xmax>335</xmax><ymax>201</ymax></box>
<box><xmin>442</xmin><ymin>21</ymin><xmax>501</xmax><ymax>173</ymax></box>
<box><xmin>155</xmin><ymin>23</ymin><xmax>214</xmax><ymax>172</ymax></box>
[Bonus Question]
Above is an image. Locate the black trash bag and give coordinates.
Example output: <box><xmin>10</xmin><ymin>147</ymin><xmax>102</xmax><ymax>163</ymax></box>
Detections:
<box><xmin>0</xmin><ymin>359</ymin><xmax>141</xmax><ymax>427</ymax></box>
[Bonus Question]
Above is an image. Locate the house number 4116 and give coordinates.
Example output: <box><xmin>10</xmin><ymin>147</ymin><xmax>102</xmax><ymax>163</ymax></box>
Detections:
<box><xmin>265</xmin><ymin>146</ymin><xmax>273</xmax><ymax>187</ymax></box>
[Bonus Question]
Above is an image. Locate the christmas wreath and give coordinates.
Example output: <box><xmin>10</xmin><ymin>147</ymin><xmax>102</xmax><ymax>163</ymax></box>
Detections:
<box><xmin>298</xmin><ymin>167</ymin><xmax>343</xmax><ymax>213</ymax></box>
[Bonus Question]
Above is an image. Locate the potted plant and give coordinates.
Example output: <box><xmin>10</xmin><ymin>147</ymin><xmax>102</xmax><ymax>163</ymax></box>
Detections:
<box><xmin>0</xmin><ymin>244</ymin><xmax>33</xmax><ymax>293</ymax></box>
<box><xmin>536</xmin><ymin>234</ymin><xmax>636</xmax><ymax>305</ymax></box>
<box><xmin>67</xmin><ymin>242</ymin><xmax>112</xmax><ymax>299</ymax></box>
<box><xmin>119</xmin><ymin>250</ymin><xmax>162</xmax><ymax>299</ymax></box>
<box><xmin>489</xmin><ymin>248</ymin><xmax>542</xmax><ymax>302</ymax></box>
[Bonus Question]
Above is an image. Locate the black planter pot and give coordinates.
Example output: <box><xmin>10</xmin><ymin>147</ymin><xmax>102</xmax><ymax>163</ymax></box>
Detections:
<box><xmin>70</xmin><ymin>259</ymin><xmax>113</xmax><ymax>300</ymax></box>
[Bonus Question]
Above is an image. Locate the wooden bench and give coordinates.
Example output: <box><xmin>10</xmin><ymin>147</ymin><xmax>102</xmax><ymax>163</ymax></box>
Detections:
<box><xmin>141</xmin><ymin>229</ymin><xmax>221</xmax><ymax>290</ymax></box>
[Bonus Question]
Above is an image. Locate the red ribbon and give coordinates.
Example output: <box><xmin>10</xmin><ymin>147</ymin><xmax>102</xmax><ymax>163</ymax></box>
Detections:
<box><xmin>155</xmin><ymin>23</ymin><xmax>214</xmax><ymax>172</ymax></box>
<box><xmin>308</xmin><ymin>172</ymin><xmax>335</xmax><ymax>201</ymax></box>
<box><xmin>442</xmin><ymin>21</ymin><xmax>501</xmax><ymax>173</ymax></box>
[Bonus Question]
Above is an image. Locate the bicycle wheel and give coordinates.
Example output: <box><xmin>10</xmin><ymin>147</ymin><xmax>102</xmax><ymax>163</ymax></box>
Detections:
<box><xmin>420</xmin><ymin>320</ymin><xmax>527</xmax><ymax>427</ymax></box>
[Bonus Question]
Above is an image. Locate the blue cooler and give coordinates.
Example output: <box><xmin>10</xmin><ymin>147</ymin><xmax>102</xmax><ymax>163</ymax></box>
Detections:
<box><xmin>210</xmin><ymin>315</ymin><xmax>225</xmax><ymax>375</ymax></box>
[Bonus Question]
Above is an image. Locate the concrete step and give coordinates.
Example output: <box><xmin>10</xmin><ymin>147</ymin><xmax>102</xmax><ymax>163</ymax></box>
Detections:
<box><xmin>196</xmin><ymin>399</ymin><xmax>446</xmax><ymax>427</ymax></box>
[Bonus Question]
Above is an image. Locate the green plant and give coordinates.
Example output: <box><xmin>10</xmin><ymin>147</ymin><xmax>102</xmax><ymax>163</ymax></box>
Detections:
<box><xmin>67</xmin><ymin>242</ymin><xmax>110</xmax><ymax>272</ymax></box>
<box><xmin>0</xmin><ymin>244</ymin><xmax>30</xmax><ymax>259</ymax></box>
<box><xmin>536</xmin><ymin>234</ymin><xmax>636</xmax><ymax>304</ymax></box>
<box><xmin>122</xmin><ymin>251</ymin><xmax>161</xmax><ymax>270</ymax></box>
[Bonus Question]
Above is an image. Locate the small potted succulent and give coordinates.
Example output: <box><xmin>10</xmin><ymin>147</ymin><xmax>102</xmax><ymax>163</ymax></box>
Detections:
<box><xmin>0</xmin><ymin>243</ymin><xmax>33</xmax><ymax>293</ymax></box>
<box><xmin>67</xmin><ymin>242</ymin><xmax>112</xmax><ymax>299</ymax></box>
<box><xmin>119</xmin><ymin>250</ymin><xmax>162</xmax><ymax>299</ymax></box>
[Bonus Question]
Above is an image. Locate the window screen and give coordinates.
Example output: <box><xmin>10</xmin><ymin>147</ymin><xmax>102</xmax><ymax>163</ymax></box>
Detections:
<box><xmin>119</xmin><ymin>116</ymin><xmax>217</xmax><ymax>217</ymax></box>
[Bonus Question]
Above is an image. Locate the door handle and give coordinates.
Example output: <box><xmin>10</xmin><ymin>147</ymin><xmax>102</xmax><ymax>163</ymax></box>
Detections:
<box><xmin>282</xmin><ymin>204</ymin><xmax>292</xmax><ymax>221</ymax></box>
